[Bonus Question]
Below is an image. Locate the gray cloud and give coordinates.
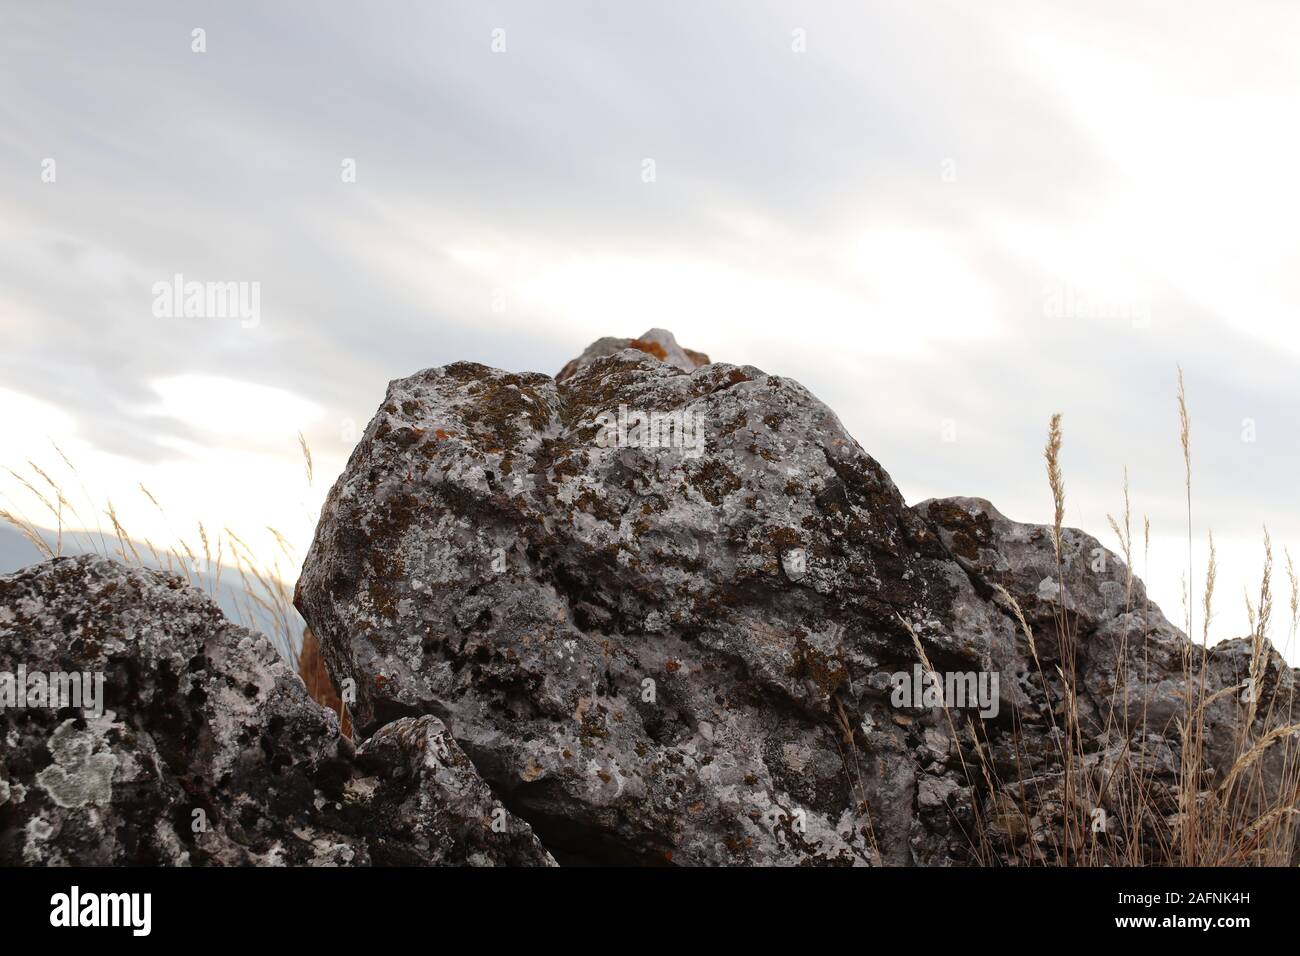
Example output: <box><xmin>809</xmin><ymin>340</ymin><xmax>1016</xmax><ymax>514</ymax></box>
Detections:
<box><xmin>2</xmin><ymin>0</ymin><xmax>1296</xmax><ymax>644</ymax></box>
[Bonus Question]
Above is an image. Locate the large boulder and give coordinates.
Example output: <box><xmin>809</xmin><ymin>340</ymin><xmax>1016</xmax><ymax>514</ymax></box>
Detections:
<box><xmin>296</xmin><ymin>336</ymin><xmax>1019</xmax><ymax>864</ymax></box>
<box><xmin>0</xmin><ymin>555</ymin><xmax>553</xmax><ymax>866</ymax></box>
<box><xmin>298</xmin><ymin>331</ymin><xmax>1299</xmax><ymax>866</ymax></box>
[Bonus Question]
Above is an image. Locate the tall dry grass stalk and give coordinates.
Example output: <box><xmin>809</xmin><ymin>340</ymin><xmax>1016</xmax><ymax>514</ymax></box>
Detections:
<box><xmin>1044</xmin><ymin>413</ymin><xmax>1065</xmax><ymax>561</ymax></box>
<box><xmin>1178</xmin><ymin>366</ymin><xmax>1193</xmax><ymax>639</ymax></box>
<box><xmin>298</xmin><ymin>431</ymin><xmax>314</xmax><ymax>487</ymax></box>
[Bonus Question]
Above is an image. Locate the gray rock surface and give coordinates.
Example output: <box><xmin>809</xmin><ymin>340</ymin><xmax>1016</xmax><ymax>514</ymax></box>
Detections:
<box><xmin>354</xmin><ymin>715</ymin><xmax>555</xmax><ymax>865</ymax></box>
<box><xmin>557</xmin><ymin>327</ymin><xmax>709</xmax><ymax>382</ymax></box>
<box><xmin>0</xmin><ymin>555</ymin><xmax>552</xmax><ymax>866</ymax></box>
<box><xmin>297</xmin><ymin>332</ymin><xmax>1299</xmax><ymax>866</ymax></box>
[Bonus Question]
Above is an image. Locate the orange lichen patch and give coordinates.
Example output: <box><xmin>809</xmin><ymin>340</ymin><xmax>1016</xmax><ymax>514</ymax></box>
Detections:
<box><xmin>665</xmin><ymin>659</ymin><xmax>681</xmax><ymax>673</ymax></box>
<box><xmin>298</xmin><ymin>627</ymin><xmax>353</xmax><ymax>738</ymax></box>
<box><xmin>629</xmin><ymin>337</ymin><xmax>669</xmax><ymax>360</ymax></box>
<box><xmin>434</xmin><ymin>428</ymin><xmax>453</xmax><ymax>440</ymax></box>
<box><xmin>683</xmin><ymin>348</ymin><xmax>711</xmax><ymax>368</ymax></box>
<box><xmin>925</xmin><ymin>499</ymin><xmax>993</xmax><ymax>561</ymax></box>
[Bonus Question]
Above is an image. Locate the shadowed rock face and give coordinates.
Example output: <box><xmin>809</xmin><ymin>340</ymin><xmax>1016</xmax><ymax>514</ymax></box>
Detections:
<box><xmin>0</xmin><ymin>555</ymin><xmax>553</xmax><ymax>866</ymax></box>
<box><xmin>296</xmin><ymin>331</ymin><xmax>1298</xmax><ymax>866</ymax></box>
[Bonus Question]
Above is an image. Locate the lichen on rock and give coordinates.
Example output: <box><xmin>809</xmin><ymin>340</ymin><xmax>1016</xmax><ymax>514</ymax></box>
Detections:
<box><xmin>0</xmin><ymin>555</ymin><xmax>551</xmax><ymax>866</ymax></box>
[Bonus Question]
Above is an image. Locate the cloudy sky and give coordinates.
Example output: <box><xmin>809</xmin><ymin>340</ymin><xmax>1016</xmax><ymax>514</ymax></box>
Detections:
<box><xmin>2</xmin><ymin>0</ymin><xmax>1298</xmax><ymax>653</ymax></box>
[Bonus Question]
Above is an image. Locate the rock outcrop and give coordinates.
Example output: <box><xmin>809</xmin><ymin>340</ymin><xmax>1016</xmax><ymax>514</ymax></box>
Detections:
<box><xmin>296</xmin><ymin>329</ymin><xmax>1300</xmax><ymax>865</ymax></box>
<box><xmin>5</xmin><ymin>330</ymin><xmax>1295</xmax><ymax>866</ymax></box>
<box><xmin>0</xmin><ymin>555</ymin><xmax>553</xmax><ymax>866</ymax></box>
<box><xmin>919</xmin><ymin>496</ymin><xmax>1297</xmax><ymax>860</ymax></box>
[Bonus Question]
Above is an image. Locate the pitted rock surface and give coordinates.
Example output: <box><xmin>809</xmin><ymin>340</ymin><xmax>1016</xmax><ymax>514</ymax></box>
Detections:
<box><xmin>0</xmin><ymin>555</ymin><xmax>550</xmax><ymax>866</ymax></box>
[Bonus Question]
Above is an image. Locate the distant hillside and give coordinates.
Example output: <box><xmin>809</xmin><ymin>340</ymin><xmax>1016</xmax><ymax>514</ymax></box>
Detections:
<box><xmin>0</xmin><ymin>523</ymin><xmax>45</xmax><ymax>576</ymax></box>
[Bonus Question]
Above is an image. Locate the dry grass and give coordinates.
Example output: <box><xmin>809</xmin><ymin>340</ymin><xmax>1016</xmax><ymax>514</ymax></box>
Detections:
<box><xmin>0</xmin><ymin>440</ymin><xmax>311</xmax><ymax>664</ymax></box>
<box><xmin>920</xmin><ymin>370</ymin><xmax>1300</xmax><ymax>866</ymax></box>
<box><xmin>0</xmin><ymin>442</ymin><xmax>360</xmax><ymax>732</ymax></box>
